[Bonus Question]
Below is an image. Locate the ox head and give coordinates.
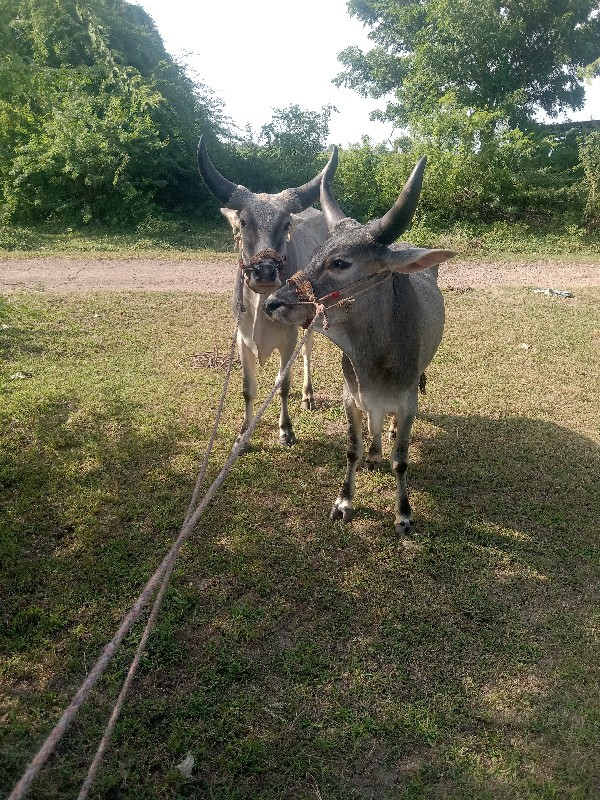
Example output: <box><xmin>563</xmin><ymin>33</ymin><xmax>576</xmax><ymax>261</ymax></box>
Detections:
<box><xmin>198</xmin><ymin>136</ymin><xmax>338</xmax><ymax>294</ymax></box>
<box><xmin>265</xmin><ymin>148</ymin><xmax>456</xmax><ymax>327</ymax></box>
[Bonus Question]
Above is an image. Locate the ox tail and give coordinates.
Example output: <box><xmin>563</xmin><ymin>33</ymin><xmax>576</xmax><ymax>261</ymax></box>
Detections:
<box><xmin>419</xmin><ymin>373</ymin><xmax>427</xmax><ymax>394</ymax></box>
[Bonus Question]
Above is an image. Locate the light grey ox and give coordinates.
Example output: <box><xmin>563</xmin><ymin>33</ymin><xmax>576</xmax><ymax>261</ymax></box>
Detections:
<box><xmin>197</xmin><ymin>136</ymin><xmax>337</xmax><ymax>448</ymax></box>
<box><xmin>265</xmin><ymin>149</ymin><xmax>456</xmax><ymax>533</ymax></box>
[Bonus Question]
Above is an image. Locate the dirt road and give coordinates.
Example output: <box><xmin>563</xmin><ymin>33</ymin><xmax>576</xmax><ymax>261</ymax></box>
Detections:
<box><xmin>1</xmin><ymin>256</ymin><xmax>599</xmax><ymax>292</ymax></box>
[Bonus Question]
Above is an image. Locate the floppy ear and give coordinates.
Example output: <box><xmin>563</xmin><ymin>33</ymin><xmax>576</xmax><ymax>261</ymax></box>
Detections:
<box><xmin>384</xmin><ymin>246</ymin><xmax>457</xmax><ymax>274</ymax></box>
<box><xmin>220</xmin><ymin>207</ymin><xmax>239</xmax><ymax>230</ymax></box>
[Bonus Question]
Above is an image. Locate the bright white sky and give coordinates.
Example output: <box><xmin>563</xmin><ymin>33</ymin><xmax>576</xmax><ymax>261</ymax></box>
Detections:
<box><xmin>133</xmin><ymin>0</ymin><xmax>599</xmax><ymax>147</ymax></box>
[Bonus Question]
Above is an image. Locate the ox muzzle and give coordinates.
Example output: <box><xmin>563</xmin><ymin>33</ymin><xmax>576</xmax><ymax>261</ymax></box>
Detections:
<box><xmin>242</xmin><ymin>248</ymin><xmax>286</xmax><ymax>294</ymax></box>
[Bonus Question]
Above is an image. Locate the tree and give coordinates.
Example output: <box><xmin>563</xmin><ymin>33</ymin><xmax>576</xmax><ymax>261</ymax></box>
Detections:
<box><xmin>213</xmin><ymin>104</ymin><xmax>335</xmax><ymax>195</ymax></box>
<box><xmin>0</xmin><ymin>0</ymin><xmax>226</xmax><ymax>223</ymax></box>
<box><xmin>336</xmin><ymin>0</ymin><xmax>600</xmax><ymax>129</ymax></box>
<box><xmin>257</xmin><ymin>104</ymin><xmax>336</xmax><ymax>190</ymax></box>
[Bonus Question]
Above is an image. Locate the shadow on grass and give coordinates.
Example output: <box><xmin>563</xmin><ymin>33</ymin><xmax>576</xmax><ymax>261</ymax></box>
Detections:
<box><xmin>2</xmin><ymin>403</ymin><xmax>599</xmax><ymax>799</ymax></box>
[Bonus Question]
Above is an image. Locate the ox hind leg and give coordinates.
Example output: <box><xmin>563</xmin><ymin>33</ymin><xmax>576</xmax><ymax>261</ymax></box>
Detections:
<box><xmin>391</xmin><ymin>389</ymin><xmax>419</xmax><ymax>534</ymax></box>
<box><xmin>301</xmin><ymin>328</ymin><xmax>315</xmax><ymax>411</ymax></box>
<box><xmin>365</xmin><ymin>407</ymin><xmax>385</xmax><ymax>471</ymax></box>
<box><xmin>238</xmin><ymin>337</ymin><xmax>258</xmax><ymax>452</ymax></box>
<box><xmin>331</xmin><ymin>383</ymin><xmax>363</xmax><ymax>523</ymax></box>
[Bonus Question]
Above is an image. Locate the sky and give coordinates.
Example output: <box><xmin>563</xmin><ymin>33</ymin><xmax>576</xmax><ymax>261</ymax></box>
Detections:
<box><xmin>133</xmin><ymin>0</ymin><xmax>599</xmax><ymax>147</ymax></box>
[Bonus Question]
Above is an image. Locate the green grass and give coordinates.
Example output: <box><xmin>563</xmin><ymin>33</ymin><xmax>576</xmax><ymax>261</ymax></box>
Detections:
<box><xmin>0</xmin><ymin>216</ymin><xmax>233</xmax><ymax>258</ymax></box>
<box><xmin>411</xmin><ymin>219</ymin><xmax>600</xmax><ymax>259</ymax></box>
<box><xmin>1</xmin><ymin>217</ymin><xmax>600</xmax><ymax>261</ymax></box>
<box><xmin>1</xmin><ymin>287</ymin><xmax>599</xmax><ymax>799</ymax></box>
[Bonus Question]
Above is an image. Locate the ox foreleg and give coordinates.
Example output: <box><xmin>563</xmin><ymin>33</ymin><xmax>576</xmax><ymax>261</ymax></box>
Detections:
<box><xmin>238</xmin><ymin>336</ymin><xmax>257</xmax><ymax>451</ymax></box>
<box><xmin>391</xmin><ymin>390</ymin><xmax>418</xmax><ymax>535</ymax></box>
<box><xmin>301</xmin><ymin>329</ymin><xmax>315</xmax><ymax>411</ymax></box>
<box><xmin>331</xmin><ymin>384</ymin><xmax>363</xmax><ymax>523</ymax></box>
<box><xmin>277</xmin><ymin>334</ymin><xmax>298</xmax><ymax>446</ymax></box>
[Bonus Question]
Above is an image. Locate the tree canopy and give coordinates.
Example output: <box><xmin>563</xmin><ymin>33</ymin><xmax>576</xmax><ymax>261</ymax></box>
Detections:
<box><xmin>0</xmin><ymin>0</ymin><xmax>224</xmax><ymax>222</ymax></box>
<box><xmin>335</xmin><ymin>0</ymin><xmax>600</xmax><ymax>129</ymax></box>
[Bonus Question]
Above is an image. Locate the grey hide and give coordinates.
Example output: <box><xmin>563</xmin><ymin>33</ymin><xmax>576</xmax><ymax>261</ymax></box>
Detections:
<box><xmin>265</xmin><ymin>150</ymin><xmax>456</xmax><ymax>532</ymax></box>
<box><xmin>197</xmin><ymin>136</ymin><xmax>337</xmax><ymax>447</ymax></box>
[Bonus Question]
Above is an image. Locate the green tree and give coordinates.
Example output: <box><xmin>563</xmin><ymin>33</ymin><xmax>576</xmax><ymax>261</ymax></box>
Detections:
<box><xmin>214</xmin><ymin>104</ymin><xmax>335</xmax><ymax>194</ymax></box>
<box><xmin>0</xmin><ymin>0</ymin><xmax>225</xmax><ymax>223</ymax></box>
<box><xmin>580</xmin><ymin>131</ymin><xmax>600</xmax><ymax>230</ymax></box>
<box><xmin>336</xmin><ymin>0</ymin><xmax>600</xmax><ymax>129</ymax></box>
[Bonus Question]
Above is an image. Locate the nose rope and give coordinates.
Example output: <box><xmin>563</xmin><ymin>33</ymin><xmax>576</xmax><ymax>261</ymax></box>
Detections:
<box><xmin>286</xmin><ymin>270</ymin><xmax>393</xmax><ymax>330</ymax></box>
<box><xmin>233</xmin><ymin>232</ymin><xmax>287</xmax><ymax>274</ymax></box>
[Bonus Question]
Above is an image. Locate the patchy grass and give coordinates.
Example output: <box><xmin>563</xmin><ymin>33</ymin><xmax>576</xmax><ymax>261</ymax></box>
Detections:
<box><xmin>0</xmin><ymin>216</ymin><xmax>232</xmax><ymax>259</ymax></box>
<box><xmin>1</xmin><ymin>217</ymin><xmax>600</xmax><ymax>262</ymax></box>
<box><xmin>1</xmin><ymin>287</ymin><xmax>599</xmax><ymax>799</ymax></box>
<box><xmin>411</xmin><ymin>220</ymin><xmax>600</xmax><ymax>260</ymax></box>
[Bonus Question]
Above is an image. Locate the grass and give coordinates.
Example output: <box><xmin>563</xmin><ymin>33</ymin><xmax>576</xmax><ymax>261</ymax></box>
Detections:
<box><xmin>1</xmin><ymin>286</ymin><xmax>599</xmax><ymax>799</ymax></box>
<box><xmin>0</xmin><ymin>216</ymin><xmax>233</xmax><ymax>258</ymax></box>
<box><xmin>1</xmin><ymin>217</ymin><xmax>600</xmax><ymax>261</ymax></box>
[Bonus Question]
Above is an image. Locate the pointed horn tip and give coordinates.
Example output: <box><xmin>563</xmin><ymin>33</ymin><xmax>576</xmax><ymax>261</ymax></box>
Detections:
<box><xmin>324</xmin><ymin>145</ymin><xmax>339</xmax><ymax>175</ymax></box>
<box><xmin>412</xmin><ymin>155</ymin><xmax>427</xmax><ymax>177</ymax></box>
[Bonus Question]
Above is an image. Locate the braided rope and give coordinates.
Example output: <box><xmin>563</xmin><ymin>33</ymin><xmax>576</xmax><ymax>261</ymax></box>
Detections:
<box><xmin>74</xmin><ymin>269</ymin><xmax>246</xmax><ymax>800</ymax></box>
<box><xmin>8</xmin><ymin>274</ymin><xmax>316</xmax><ymax>800</ymax></box>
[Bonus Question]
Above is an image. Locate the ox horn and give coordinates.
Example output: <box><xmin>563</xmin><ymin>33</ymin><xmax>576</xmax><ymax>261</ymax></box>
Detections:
<box><xmin>293</xmin><ymin>146</ymin><xmax>339</xmax><ymax>210</ymax></box>
<box><xmin>197</xmin><ymin>135</ymin><xmax>241</xmax><ymax>205</ymax></box>
<box><xmin>319</xmin><ymin>146</ymin><xmax>346</xmax><ymax>230</ymax></box>
<box><xmin>370</xmin><ymin>156</ymin><xmax>427</xmax><ymax>246</ymax></box>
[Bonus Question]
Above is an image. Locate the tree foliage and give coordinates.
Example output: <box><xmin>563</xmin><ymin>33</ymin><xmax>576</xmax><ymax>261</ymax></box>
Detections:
<box><xmin>336</xmin><ymin>0</ymin><xmax>600</xmax><ymax>129</ymax></box>
<box><xmin>208</xmin><ymin>104</ymin><xmax>336</xmax><ymax>196</ymax></box>
<box><xmin>0</xmin><ymin>0</ymin><xmax>224</xmax><ymax>223</ymax></box>
<box><xmin>579</xmin><ymin>131</ymin><xmax>600</xmax><ymax>230</ymax></box>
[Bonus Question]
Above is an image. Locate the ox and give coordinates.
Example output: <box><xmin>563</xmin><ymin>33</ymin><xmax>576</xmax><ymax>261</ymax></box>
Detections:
<box><xmin>265</xmin><ymin>150</ymin><xmax>456</xmax><ymax>533</ymax></box>
<box><xmin>197</xmin><ymin>136</ymin><xmax>337</xmax><ymax>447</ymax></box>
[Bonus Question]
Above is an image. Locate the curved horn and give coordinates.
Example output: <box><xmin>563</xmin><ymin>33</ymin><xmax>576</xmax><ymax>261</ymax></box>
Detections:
<box><xmin>319</xmin><ymin>146</ymin><xmax>346</xmax><ymax>230</ymax></box>
<box><xmin>293</xmin><ymin>146</ymin><xmax>339</xmax><ymax>210</ymax></box>
<box><xmin>197</xmin><ymin>135</ymin><xmax>240</xmax><ymax>205</ymax></box>
<box><xmin>370</xmin><ymin>156</ymin><xmax>427</xmax><ymax>246</ymax></box>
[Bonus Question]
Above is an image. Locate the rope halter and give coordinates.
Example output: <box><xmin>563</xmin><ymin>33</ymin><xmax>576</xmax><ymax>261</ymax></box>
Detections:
<box><xmin>286</xmin><ymin>269</ymin><xmax>393</xmax><ymax>331</ymax></box>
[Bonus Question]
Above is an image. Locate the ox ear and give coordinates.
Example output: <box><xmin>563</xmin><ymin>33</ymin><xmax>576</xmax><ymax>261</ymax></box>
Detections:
<box><xmin>220</xmin><ymin>207</ymin><xmax>239</xmax><ymax>230</ymax></box>
<box><xmin>383</xmin><ymin>246</ymin><xmax>457</xmax><ymax>274</ymax></box>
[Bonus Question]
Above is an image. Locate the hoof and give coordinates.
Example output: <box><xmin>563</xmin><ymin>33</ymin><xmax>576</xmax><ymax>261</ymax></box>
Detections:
<box><xmin>363</xmin><ymin>458</ymin><xmax>382</xmax><ymax>472</ymax></box>
<box><xmin>301</xmin><ymin>396</ymin><xmax>316</xmax><ymax>411</ymax></box>
<box><xmin>330</xmin><ymin>501</ymin><xmax>353</xmax><ymax>523</ymax></box>
<box><xmin>279</xmin><ymin>430</ymin><xmax>297</xmax><ymax>447</ymax></box>
<box><xmin>235</xmin><ymin>436</ymin><xmax>252</xmax><ymax>454</ymax></box>
<box><xmin>395</xmin><ymin>518</ymin><xmax>413</xmax><ymax>535</ymax></box>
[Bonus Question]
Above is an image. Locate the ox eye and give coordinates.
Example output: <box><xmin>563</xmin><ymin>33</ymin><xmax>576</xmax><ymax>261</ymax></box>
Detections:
<box><xmin>284</xmin><ymin>221</ymin><xmax>291</xmax><ymax>230</ymax></box>
<box><xmin>239</xmin><ymin>218</ymin><xmax>246</xmax><ymax>228</ymax></box>
<box><xmin>329</xmin><ymin>259</ymin><xmax>351</xmax><ymax>270</ymax></box>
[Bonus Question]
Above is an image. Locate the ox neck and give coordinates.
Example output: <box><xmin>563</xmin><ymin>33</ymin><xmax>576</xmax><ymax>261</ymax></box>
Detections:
<box><xmin>317</xmin><ymin>272</ymin><xmax>415</xmax><ymax>356</ymax></box>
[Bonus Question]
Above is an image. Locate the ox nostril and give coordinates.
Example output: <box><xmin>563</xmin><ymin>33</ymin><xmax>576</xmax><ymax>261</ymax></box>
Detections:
<box><xmin>264</xmin><ymin>297</ymin><xmax>283</xmax><ymax>317</ymax></box>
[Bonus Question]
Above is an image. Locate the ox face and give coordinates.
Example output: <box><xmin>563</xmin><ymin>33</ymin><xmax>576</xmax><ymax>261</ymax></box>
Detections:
<box><xmin>197</xmin><ymin>136</ymin><xmax>337</xmax><ymax>295</ymax></box>
<box><xmin>221</xmin><ymin>190</ymin><xmax>302</xmax><ymax>294</ymax></box>
<box><xmin>265</xmin><ymin>218</ymin><xmax>454</xmax><ymax>328</ymax></box>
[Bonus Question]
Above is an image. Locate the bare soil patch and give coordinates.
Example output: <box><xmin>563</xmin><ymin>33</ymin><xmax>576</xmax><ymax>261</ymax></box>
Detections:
<box><xmin>1</xmin><ymin>256</ymin><xmax>599</xmax><ymax>293</ymax></box>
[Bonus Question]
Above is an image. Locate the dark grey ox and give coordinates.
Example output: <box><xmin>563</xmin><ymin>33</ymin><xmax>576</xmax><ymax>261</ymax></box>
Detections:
<box><xmin>197</xmin><ymin>136</ymin><xmax>337</xmax><ymax>447</ymax></box>
<box><xmin>265</xmin><ymin>151</ymin><xmax>456</xmax><ymax>533</ymax></box>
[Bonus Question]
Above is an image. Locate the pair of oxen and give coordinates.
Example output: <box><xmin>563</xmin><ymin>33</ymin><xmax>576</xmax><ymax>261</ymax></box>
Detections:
<box><xmin>197</xmin><ymin>138</ymin><xmax>455</xmax><ymax>534</ymax></box>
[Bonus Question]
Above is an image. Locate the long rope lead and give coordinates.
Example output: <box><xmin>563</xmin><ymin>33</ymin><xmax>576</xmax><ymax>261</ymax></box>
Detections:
<box><xmin>8</xmin><ymin>289</ymin><xmax>319</xmax><ymax>800</ymax></box>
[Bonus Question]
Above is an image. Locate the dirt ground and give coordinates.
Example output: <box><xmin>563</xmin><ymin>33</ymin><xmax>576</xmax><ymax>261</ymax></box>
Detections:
<box><xmin>1</xmin><ymin>256</ymin><xmax>599</xmax><ymax>293</ymax></box>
